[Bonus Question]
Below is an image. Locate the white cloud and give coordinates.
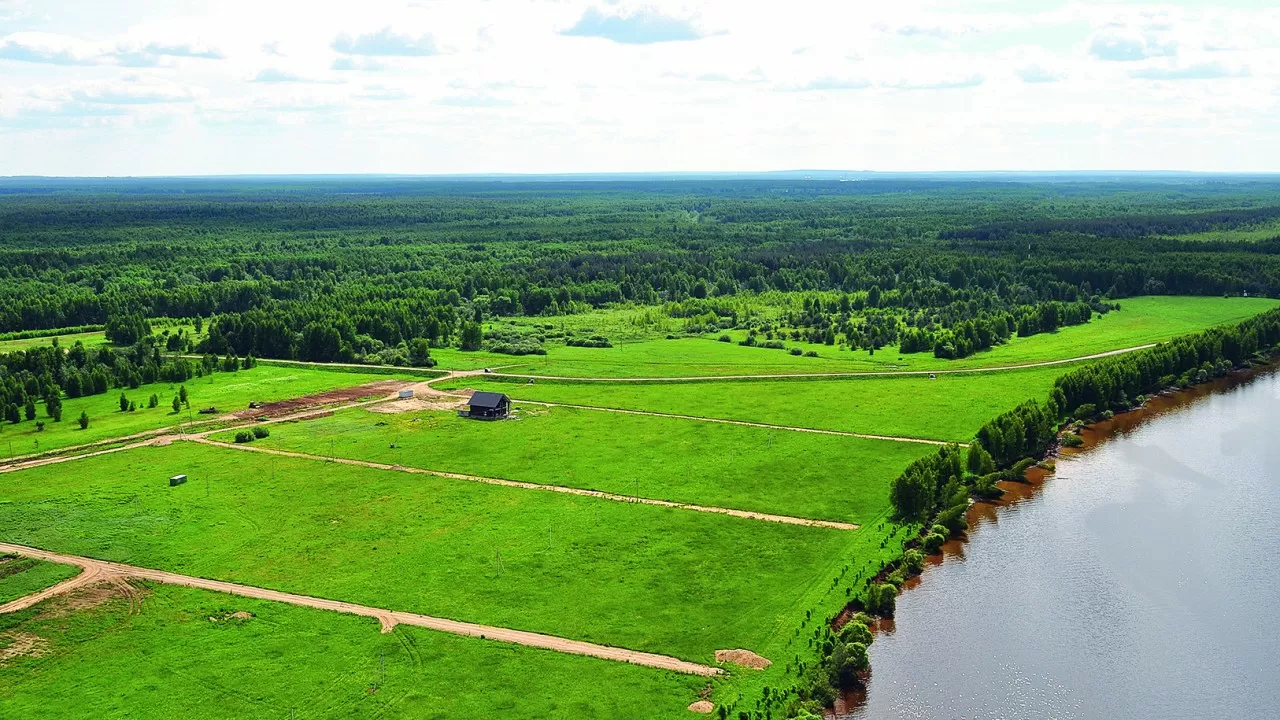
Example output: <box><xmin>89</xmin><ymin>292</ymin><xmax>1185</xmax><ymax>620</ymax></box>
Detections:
<box><xmin>561</xmin><ymin>7</ymin><xmax>704</xmax><ymax>44</ymax></box>
<box><xmin>332</xmin><ymin>28</ymin><xmax>438</xmax><ymax>56</ymax></box>
<box><xmin>2</xmin><ymin>0</ymin><xmax>1280</xmax><ymax>174</ymax></box>
<box><xmin>1131</xmin><ymin>62</ymin><xmax>1249</xmax><ymax>81</ymax></box>
<box><xmin>252</xmin><ymin>68</ymin><xmax>338</xmax><ymax>84</ymax></box>
<box><xmin>0</xmin><ymin>32</ymin><xmax>98</xmax><ymax>65</ymax></box>
<box><xmin>1017</xmin><ymin>65</ymin><xmax>1064</xmax><ymax>84</ymax></box>
<box><xmin>1089</xmin><ymin>32</ymin><xmax>1176</xmax><ymax>62</ymax></box>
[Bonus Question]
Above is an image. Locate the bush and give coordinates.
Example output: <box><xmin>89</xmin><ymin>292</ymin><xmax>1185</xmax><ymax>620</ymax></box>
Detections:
<box><xmin>717</xmin><ymin>334</ymin><xmax>732</xmax><ymax>343</ymax></box>
<box><xmin>565</xmin><ymin>335</ymin><xmax>613</xmax><ymax>348</ymax></box>
<box><xmin>252</xmin><ymin>426</ymin><xmax>270</xmax><ymax>439</ymax></box>
<box><xmin>901</xmin><ymin>548</ymin><xmax>926</xmax><ymax>574</ymax></box>
<box><xmin>148</xmin><ymin>394</ymin><xmax>159</xmax><ymax>408</ymax></box>
<box><xmin>803</xmin><ymin>350</ymin><xmax>819</xmax><ymax>357</ymax></box>
<box><xmin>77</xmin><ymin>410</ymin><xmax>89</xmax><ymax>429</ymax></box>
<box><xmin>839</xmin><ymin>620</ymin><xmax>873</xmax><ymax>646</ymax></box>
<box><xmin>35</xmin><ymin>421</ymin><xmax>45</xmax><ymax>432</ymax></box>
<box><xmin>934</xmin><ymin>504</ymin><xmax>969</xmax><ymax>535</ymax></box>
<box><xmin>1072</xmin><ymin>403</ymin><xmax>1097</xmax><ymax>421</ymax></box>
<box><xmin>829</xmin><ymin>641</ymin><xmax>869</xmax><ymax>685</ymax></box>
<box><xmin>923</xmin><ymin>532</ymin><xmax>947</xmax><ymax>553</ymax></box>
<box><xmin>788</xmin><ymin>347</ymin><xmax>803</xmax><ymax>356</ymax></box>
<box><xmin>864</xmin><ymin>583</ymin><xmax>897</xmax><ymax>616</ymax></box>
<box><xmin>233</xmin><ymin>430</ymin><xmax>255</xmax><ymax>443</ymax></box>
<box><xmin>1060</xmin><ymin>432</ymin><xmax>1083</xmax><ymax>447</ymax></box>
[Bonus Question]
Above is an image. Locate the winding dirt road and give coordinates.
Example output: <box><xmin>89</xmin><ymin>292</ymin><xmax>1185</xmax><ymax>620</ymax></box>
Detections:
<box><xmin>0</xmin><ymin>542</ymin><xmax>723</xmax><ymax>677</ymax></box>
<box><xmin>195</xmin><ymin>437</ymin><xmax>859</xmax><ymax>530</ymax></box>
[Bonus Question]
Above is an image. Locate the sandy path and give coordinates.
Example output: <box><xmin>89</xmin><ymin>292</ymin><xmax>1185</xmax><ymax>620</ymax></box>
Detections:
<box><xmin>457</xmin><ymin>344</ymin><xmax>1156</xmax><ymax>384</ymax></box>
<box><xmin>193</xmin><ymin>437</ymin><xmax>860</xmax><ymax>531</ymax></box>
<box><xmin>0</xmin><ymin>542</ymin><xmax>721</xmax><ymax>676</ymax></box>
<box><xmin>515</xmin><ymin>400</ymin><xmax>960</xmax><ymax>447</ymax></box>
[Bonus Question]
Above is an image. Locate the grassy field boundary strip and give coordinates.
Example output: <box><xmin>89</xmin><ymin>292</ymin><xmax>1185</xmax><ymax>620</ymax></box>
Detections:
<box><xmin>0</xmin><ymin>542</ymin><xmax>723</xmax><ymax>677</ymax></box>
<box><xmin>511</xmin><ymin>400</ymin><xmax>961</xmax><ymax>447</ymax></box>
<box><xmin>462</xmin><ymin>344</ymin><xmax>1157</xmax><ymax>383</ymax></box>
<box><xmin>193</xmin><ymin>437</ymin><xmax>860</xmax><ymax>530</ymax></box>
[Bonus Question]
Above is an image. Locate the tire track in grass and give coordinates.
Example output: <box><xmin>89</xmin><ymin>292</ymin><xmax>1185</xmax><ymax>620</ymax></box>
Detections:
<box><xmin>192</xmin><ymin>437</ymin><xmax>860</xmax><ymax>531</ymax></box>
<box><xmin>0</xmin><ymin>542</ymin><xmax>724</xmax><ymax>677</ymax></box>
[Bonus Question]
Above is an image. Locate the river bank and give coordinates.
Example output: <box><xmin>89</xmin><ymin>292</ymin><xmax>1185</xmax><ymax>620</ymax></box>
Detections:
<box><xmin>834</xmin><ymin>363</ymin><xmax>1280</xmax><ymax>719</ymax></box>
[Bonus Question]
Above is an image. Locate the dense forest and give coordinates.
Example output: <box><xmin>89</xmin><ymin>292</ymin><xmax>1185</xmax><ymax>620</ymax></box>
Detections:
<box><xmin>2</xmin><ymin>177</ymin><xmax>1279</xmax><ymax>363</ymax></box>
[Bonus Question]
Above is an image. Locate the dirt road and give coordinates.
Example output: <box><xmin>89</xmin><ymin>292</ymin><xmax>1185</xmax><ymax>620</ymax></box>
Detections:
<box><xmin>195</xmin><ymin>437</ymin><xmax>859</xmax><ymax>530</ymax></box>
<box><xmin>463</xmin><ymin>344</ymin><xmax>1156</xmax><ymax>383</ymax></box>
<box><xmin>0</xmin><ymin>542</ymin><xmax>723</xmax><ymax>676</ymax></box>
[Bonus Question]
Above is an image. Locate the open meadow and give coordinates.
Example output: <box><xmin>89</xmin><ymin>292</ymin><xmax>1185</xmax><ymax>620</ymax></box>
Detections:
<box><xmin>0</xmin><ymin>441</ymin><xmax>884</xmax><ymax>663</ymax></box>
<box><xmin>430</xmin><ymin>297</ymin><xmax>1279</xmax><ymax>378</ymax></box>
<box><xmin>213</xmin><ymin>404</ymin><xmax>933</xmax><ymax>524</ymax></box>
<box><xmin>442</xmin><ymin>366</ymin><xmax>1067</xmax><ymax>442</ymax></box>
<box><xmin>0</xmin><ymin>584</ymin><xmax>704</xmax><ymax>720</ymax></box>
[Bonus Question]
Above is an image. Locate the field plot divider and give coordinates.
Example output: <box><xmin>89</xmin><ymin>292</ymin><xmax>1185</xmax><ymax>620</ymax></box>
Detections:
<box><xmin>514</xmin><ymin>401</ymin><xmax>963</xmax><ymax>447</ymax></box>
<box><xmin>191</xmin><ymin>437</ymin><xmax>860</xmax><ymax>530</ymax></box>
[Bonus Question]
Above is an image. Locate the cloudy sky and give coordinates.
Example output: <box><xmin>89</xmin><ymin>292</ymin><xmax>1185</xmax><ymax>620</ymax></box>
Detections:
<box><xmin>1</xmin><ymin>0</ymin><xmax>1278</xmax><ymax>175</ymax></box>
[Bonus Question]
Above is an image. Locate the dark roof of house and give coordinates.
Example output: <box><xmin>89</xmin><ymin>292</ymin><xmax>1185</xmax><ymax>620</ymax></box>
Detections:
<box><xmin>469</xmin><ymin>391</ymin><xmax>510</xmax><ymax>409</ymax></box>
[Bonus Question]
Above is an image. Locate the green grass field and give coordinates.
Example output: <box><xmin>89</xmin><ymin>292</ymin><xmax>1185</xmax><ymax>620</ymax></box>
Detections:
<box><xmin>0</xmin><ymin>584</ymin><xmax>703</xmax><ymax>719</ymax></box>
<box><xmin>427</xmin><ymin>297</ymin><xmax>1278</xmax><ymax>378</ymax></box>
<box><xmin>213</xmin><ymin>405</ymin><xmax>929</xmax><ymax>524</ymax></box>
<box><xmin>0</xmin><ymin>320</ymin><xmax>200</xmax><ymax>355</ymax></box>
<box><xmin>0</xmin><ymin>441</ymin><xmax>873</xmax><ymax>662</ymax></box>
<box><xmin>440</xmin><ymin>366</ymin><xmax>1066</xmax><ymax>442</ymax></box>
<box><xmin>0</xmin><ymin>331</ymin><xmax>110</xmax><ymax>354</ymax></box>
<box><xmin>0</xmin><ymin>557</ymin><xmax>80</xmax><ymax>604</ymax></box>
<box><xmin>0</xmin><ymin>365</ymin><xmax>413</xmax><ymax>459</ymax></box>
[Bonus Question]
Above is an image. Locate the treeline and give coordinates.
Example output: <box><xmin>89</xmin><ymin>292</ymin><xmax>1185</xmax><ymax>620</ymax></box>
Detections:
<box><xmin>0</xmin><ymin>337</ymin><xmax>240</xmax><ymax>425</ymax></box>
<box><xmin>891</xmin><ymin>306</ymin><xmax>1280</xmax><ymax>521</ymax></box>
<box><xmin>941</xmin><ymin>204</ymin><xmax>1280</xmax><ymax>241</ymax></box>
<box><xmin>3</xmin><ymin>181</ymin><xmax>1280</xmax><ymax>365</ymax></box>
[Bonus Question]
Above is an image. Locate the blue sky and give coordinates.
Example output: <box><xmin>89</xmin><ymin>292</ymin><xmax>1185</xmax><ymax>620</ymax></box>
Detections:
<box><xmin>1</xmin><ymin>0</ymin><xmax>1278</xmax><ymax>175</ymax></box>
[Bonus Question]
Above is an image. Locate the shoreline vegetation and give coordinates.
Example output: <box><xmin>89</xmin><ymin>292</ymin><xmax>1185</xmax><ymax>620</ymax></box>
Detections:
<box><xmin>765</xmin><ymin>307</ymin><xmax>1280</xmax><ymax>719</ymax></box>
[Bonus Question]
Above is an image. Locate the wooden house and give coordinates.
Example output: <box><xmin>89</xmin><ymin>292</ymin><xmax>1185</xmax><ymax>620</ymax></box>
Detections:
<box><xmin>461</xmin><ymin>391</ymin><xmax>511</xmax><ymax>420</ymax></box>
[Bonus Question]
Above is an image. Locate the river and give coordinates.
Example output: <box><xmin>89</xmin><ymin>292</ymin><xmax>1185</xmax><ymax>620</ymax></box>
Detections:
<box><xmin>843</xmin><ymin>368</ymin><xmax>1280</xmax><ymax>720</ymax></box>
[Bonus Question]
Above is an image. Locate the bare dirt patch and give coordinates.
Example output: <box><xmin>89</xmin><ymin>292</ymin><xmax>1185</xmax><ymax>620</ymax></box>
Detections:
<box><xmin>367</xmin><ymin>382</ymin><xmax>470</xmax><ymax>414</ymax></box>
<box><xmin>715</xmin><ymin>649</ymin><xmax>772</xmax><ymax>670</ymax></box>
<box><xmin>687</xmin><ymin>700</ymin><xmax>715</xmax><ymax>714</ymax></box>
<box><xmin>230</xmin><ymin>381</ymin><xmax>407</xmax><ymax>420</ymax></box>
<box><xmin>0</xmin><ymin>631</ymin><xmax>50</xmax><ymax>664</ymax></box>
<box><xmin>38</xmin><ymin>580</ymin><xmax>141</xmax><ymax>618</ymax></box>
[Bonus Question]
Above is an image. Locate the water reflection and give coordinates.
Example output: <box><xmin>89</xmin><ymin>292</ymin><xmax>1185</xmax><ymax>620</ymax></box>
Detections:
<box><xmin>841</xmin><ymin>367</ymin><xmax>1280</xmax><ymax>720</ymax></box>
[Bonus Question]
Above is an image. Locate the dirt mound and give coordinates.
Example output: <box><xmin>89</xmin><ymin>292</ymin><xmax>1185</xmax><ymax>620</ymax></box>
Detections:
<box><xmin>230</xmin><ymin>381</ymin><xmax>405</xmax><ymax>420</ymax></box>
<box><xmin>209</xmin><ymin>611</ymin><xmax>255</xmax><ymax>622</ymax></box>
<box><xmin>0</xmin><ymin>632</ymin><xmax>49</xmax><ymax>664</ymax></box>
<box><xmin>715</xmin><ymin>649</ymin><xmax>772</xmax><ymax>670</ymax></box>
<box><xmin>367</xmin><ymin>382</ymin><xmax>469</xmax><ymax>414</ymax></box>
<box><xmin>687</xmin><ymin>700</ymin><xmax>715</xmax><ymax>714</ymax></box>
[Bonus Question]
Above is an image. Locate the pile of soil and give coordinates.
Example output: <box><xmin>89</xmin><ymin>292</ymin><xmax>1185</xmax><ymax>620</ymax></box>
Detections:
<box><xmin>714</xmin><ymin>649</ymin><xmax>772</xmax><ymax>669</ymax></box>
<box><xmin>230</xmin><ymin>381</ymin><xmax>405</xmax><ymax>420</ymax></box>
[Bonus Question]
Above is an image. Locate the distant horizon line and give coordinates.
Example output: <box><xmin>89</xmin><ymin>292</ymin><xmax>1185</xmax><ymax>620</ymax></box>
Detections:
<box><xmin>4</xmin><ymin>169</ymin><xmax>1280</xmax><ymax>182</ymax></box>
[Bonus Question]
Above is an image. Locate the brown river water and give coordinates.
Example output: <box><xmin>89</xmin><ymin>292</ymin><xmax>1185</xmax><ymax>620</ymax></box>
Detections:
<box><xmin>840</xmin><ymin>367</ymin><xmax>1280</xmax><ymax>720</ymax></box>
